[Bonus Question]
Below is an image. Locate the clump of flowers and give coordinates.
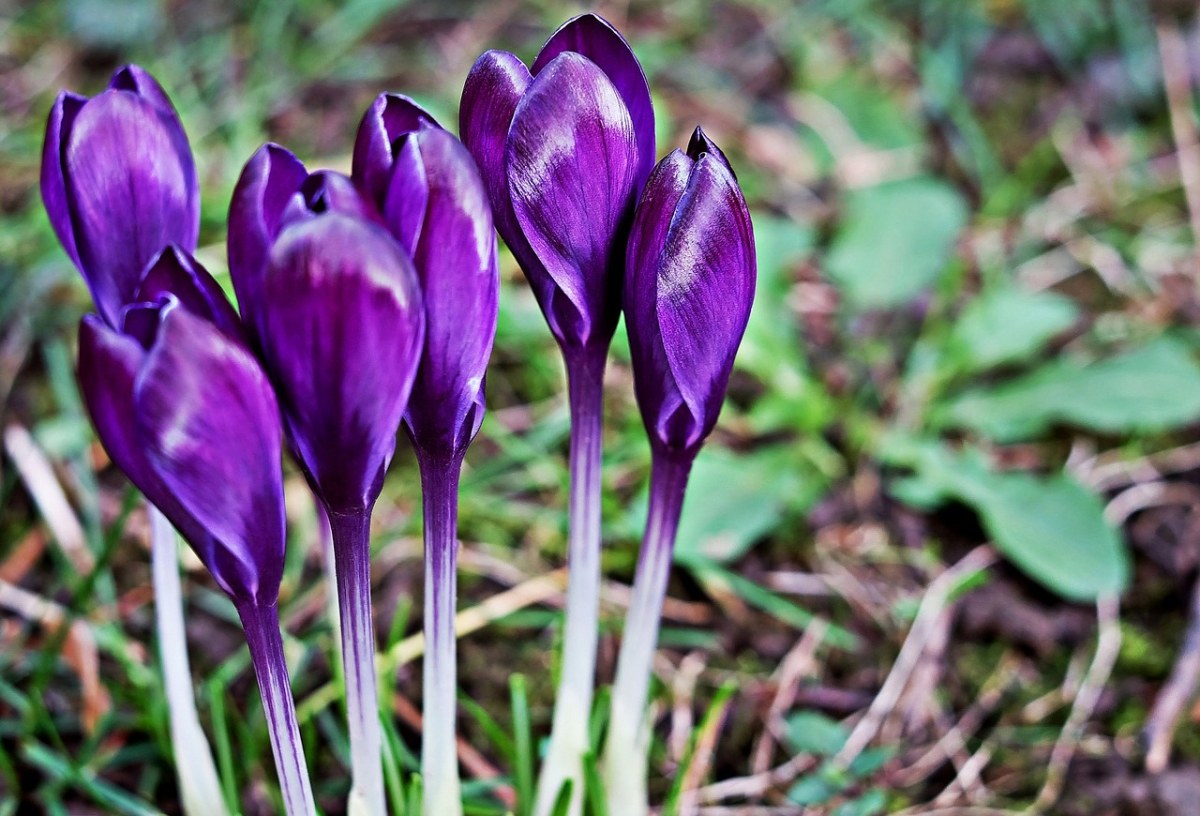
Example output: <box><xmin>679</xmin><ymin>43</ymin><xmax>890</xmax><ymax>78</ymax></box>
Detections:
<box><xmin>41</xmin><ymin>14</ymin><xmax>754</xmax><ymax>816</ymax></box>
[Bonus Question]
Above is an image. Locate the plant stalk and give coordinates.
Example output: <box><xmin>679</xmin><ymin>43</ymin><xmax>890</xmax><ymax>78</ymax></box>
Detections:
<box><xmin>328</xmin><ymin>508</ymin><xmax>386</xmax><ymax>816</ymax></box>
<box><xmin>149</xmin><ymin>506</ymin><xmax>230</xmax><ymax>816</ymax></box>
<box><xmin>535</xmin><ymin>349</ymin><xmax>607</xmax><ymax>816</ymax></box>
<box><xmin>417</xmin><ymin>450</ymin><xmax>465</xmax><ymax>816</ymax></box>
<box><xmin>603</xmin><ymin>452</ymin><xmax>692</xmax><ymax>816</ymax></box>
<box><xmin>236</xmin><ymin>600</ymin><xmax>317</xmax><ymax>816</ymax></box>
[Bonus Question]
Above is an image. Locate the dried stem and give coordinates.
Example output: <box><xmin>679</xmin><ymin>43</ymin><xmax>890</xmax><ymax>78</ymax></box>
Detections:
<box><xmin>1034</xmin><ymin>595</ymin><xmax>1121</xmax><ymax>810</ymax></box>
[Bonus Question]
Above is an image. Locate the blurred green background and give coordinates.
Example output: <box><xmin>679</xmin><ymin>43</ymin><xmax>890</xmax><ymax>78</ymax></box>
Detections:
<box><xmin>4</xmin><ymin>0</ymin><xmax>1200</xmax><ymax>813</ymax></box>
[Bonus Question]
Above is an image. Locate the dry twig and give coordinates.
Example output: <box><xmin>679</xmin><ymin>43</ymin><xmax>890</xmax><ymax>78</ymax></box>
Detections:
<box><xmin>750</xmin><ymin>619</ymin><xmax>827</xmax><ymax>774</ymax></box>
<box><xmin>1158</xmin><ymin>22</ymin><xmax>1200</xmax><ymax>274</ymax></box>
<box><xmin>4</xmin><ymin>424</ymin><xmax>91</xmax><ymax>573</ymax></box>
<box><xmin>1145</xmin><ymin>572</ymin><xmax>1200</xmax><ymax>772</ymax></box>
<box><xmin>833</xmin><ymin>545</ymin><xmax>998</xmax><ymax>769</ymax></box>
<box><xmin>1033</xmin><ymin>596</ymin><xmax>1122</xmax><ymax>811</ymax></box>
<box><xmin>0</xmin><ymin>578</ymin><xmax>110</xmax><ymax>732</ymax></box>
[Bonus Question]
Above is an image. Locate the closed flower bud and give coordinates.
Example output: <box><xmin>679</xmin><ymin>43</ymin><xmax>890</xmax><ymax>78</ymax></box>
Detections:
<box><xmin>352</xmin><ymin>95</ymin><xmax>499</xmax><ymax>459</ymax></box>
<box><xmin>77</xmin><ymin>272</ymin><xmax>286</xmax><ymax>605</ymax></box>
<box><xmin>460</xmin><ymin>13</ymin><xmax>653</xmax><ymax>351</ymax></box>
<box><xmin>624</xmin><ymin>128</ymin><xmax>756</xmax><ymax>457</ymax></box>
<box><xmin>42</xmin><ymin>65</ymin><xmax>199</xmax><ymax>327</ymax></box>
<box><xmin>230</xmin><ymin>148</ymin><xmax>425</xmax><ymax>514</ymax></box>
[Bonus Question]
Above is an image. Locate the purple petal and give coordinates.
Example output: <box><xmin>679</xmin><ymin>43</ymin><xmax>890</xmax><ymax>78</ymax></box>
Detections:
<box><xmin>78</xmin><ymin>315</ymin><xmax>158</xmax><ymax>496</ymax></box>
<box><xmin>533</xmin><ymin>13</ymin><xmax>655</xmax><ymax>188</ymax></box>
<box><xmin>136</xmin><ymin>246</ymin><xmax>245</xmax><ymax>340</ymax></box>
<box><xmin>258</xmin><ymin>215</ymin><xmax>424</xmax><ymax>513</ymax></box>
<box><xmin>228</xmin><ymin>144</ymin><xmax>309</xmax><ymax>330</ymax></box>
<box><xmin>381</xmin><ymin>135</ymin><xmax>430</xmax><ymax>257</ymax></box>
<box><xmin>78</xmin><ymin>314</ymin><xmax>209</xmax><ymax>545</ymax></box>
<box><xmin>352</xmin><ymin>93</ymin><xmax>441</xmax><ymax>206</ymax></box>
<box><xmin>135</xmin><ymin>304</ymin><xmax>286</xmax><ymax>603</ymax></box>
<box><xmin>624</xmin><ymin>150</ymin><xmax>694</xmax><ymax>445</ymax></box>
<box><xmin>460</xmin><ymin>49</ymin><xmax>531</xmax><ymax>249</ymax></box>
<box><xmin>508</xmin><ymin>51</ymin><xmax>639</xmax><ymax>349</ymax></box>
<box><xmin>391</xmin><ymin>128</ymin><xmax>499</xmax><ymax>455</ymax></box>
<box><xmin>61</xmin><ymin>90</ymin><xmax>199</xmax><ymax>326</ymax></box>
<box><xmin>41</xmin><ymin>91</ymin><xmax>88</xmax><ymax>272</ymax></box>
<box><xmin>655</xmin><ymin>155</ymin><xmax>755</xmax><ymax>440</ymax></box>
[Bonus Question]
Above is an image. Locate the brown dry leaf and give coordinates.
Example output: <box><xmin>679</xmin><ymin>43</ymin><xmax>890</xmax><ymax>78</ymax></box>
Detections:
<box><xmin>0</xmin><ymin>578</ymin><xmax>111</xmax><ymax>732</ymax></box>
<box><xmin>0</xmin><ymin>528</ymin><xmax>47</xmax><ymax>584</ymax></box>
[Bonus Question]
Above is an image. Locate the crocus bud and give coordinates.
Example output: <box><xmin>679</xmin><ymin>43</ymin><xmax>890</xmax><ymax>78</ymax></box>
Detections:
<box><xmin>352</xmin><ymin>96</ymin><xmax>499</xmax><ymax>458</ymax></box>
<box><xmin>230</xmin><ymin>151</ymin><xmax>425</xmax><ymax>514</ymax></box>
<box><xmin>227</xmin><ymin>146</ymin><xmax>379</xmax><ymax>338</ymax></box>
<box><xmin>77</xmin><ymin>278</ymin><xmax>286</xmax><ymax>606</ymax></box>
<box><xmin>624</xmin><ymin>128</ymin><xmax>756</xmax><ymax>457</ymax></box>
<box><xmin>460</xmin><ymin>13</ymin><xmax>652</xmax><ymax>351</ymax></box>
<box><xmin>42</xmin><ymin>65</ymin><xmax>199</xmax><ymax>327</ymax></box>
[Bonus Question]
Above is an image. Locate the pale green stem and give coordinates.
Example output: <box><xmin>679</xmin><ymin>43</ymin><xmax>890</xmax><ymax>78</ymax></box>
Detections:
<box><xmin>149</xmin><ymin>506</ymin><xmax>230</xmax><ymax>816</ymax></box>
<box><xmin>418</xmin><ymin>451</ymin><xmax>465</xmax><ymax>816</ymax></box>
<box><xmin>534</xmin><ymin>349</ymin><xmax>606</xmax><ymax>816</ymax></box>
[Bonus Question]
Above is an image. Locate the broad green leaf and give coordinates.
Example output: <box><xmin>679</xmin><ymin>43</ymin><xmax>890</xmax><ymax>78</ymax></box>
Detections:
<box><xmin>670</xmin><ymin>448</ymin><xmax>820</xmax><ymax>565</ymax></box>
<box><xmin>938</xmin><ymin>338</ymin><xmax>1200</xmax><ymax>441</ymax></box>
<box><xmin>833</xmin><ymin>790</ymin><xmax>888</xmax><ymax>816</ymax></box>
<box><xmin>824</xmin><ymin>177</ymin><xmax>968</xmax><ymax>309</ymax></box>
<box><xmin>893</xmin><ymin>442</ymin><xmax>1129</xmax><ymax>601</ymax></box>
<box><xmin>787</xmin><ymin>774</ymin><xmax>839</xmax><ymax>807</ymax></box>
<box><xmin>783</xmin><ymin>711</ymin><xmax>848</xmax><ymax>757</ymax></box>
<box><xmin>947</xmin><ymin>288</ymin><xmax>1078</xmax><ymax>372</ymax></box>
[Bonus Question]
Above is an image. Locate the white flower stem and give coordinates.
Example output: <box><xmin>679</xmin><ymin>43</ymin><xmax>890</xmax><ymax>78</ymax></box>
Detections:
<box><xmin>418</xmin><ymin>451</ymin><xmax>465</xmax><ymax>816</ymax></box>
<box><xmin>149</xmin><ymin>507</ymin><xmax>230</xmax><ymax>816</ymax></box>
<box><xmin>236</xmin><ymin>600</ymin><xmax>317</xmax><ymax>816</ymax></box>
<box><xmin>327</xmin><ymin>507</ymin><xmax>386</xmax><ymax>816</ymax></box>
<box><xmin>535</xmin><ymin>349</ymin><xmax>607</xmax><ymax>816</ymax></box>
<box><xmin>603</xmin><ymin>452</ymin><xmax>692</xmax><ymax>816</ymax></box>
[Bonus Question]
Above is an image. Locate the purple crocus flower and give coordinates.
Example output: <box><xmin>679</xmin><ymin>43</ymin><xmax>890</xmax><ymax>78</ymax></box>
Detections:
<box><xmin>41</xmin><ymin>65</ymin><xmax>199</xmax><ymax>327</ymax></box>
<box><xmin>229</xmin><ymin>147</ymin><xmax>425</xmax><ymax>815</ymax></box>
<box><xmin>604</xmin><ymin>129</ymin><xmax>755</xmax><ymax>816</ymax></box>
<box><xmin>77</xmin><ymin>252</ymin><xmax>316</xmax><ymax>815</ymax></box>
<box><xmin>460</xmin><ymin>12</ymin><xmax>651</xmax><ymax>353</ymax></box>
<box><xmin>353</xmin><ymin>94</ymin><xmax>499</xmax><ymax>816</ymax></box>
<box><xmin>460</xmin><ymin>17</ymin><xmax>652</xmax><ymax>811</ymax></box>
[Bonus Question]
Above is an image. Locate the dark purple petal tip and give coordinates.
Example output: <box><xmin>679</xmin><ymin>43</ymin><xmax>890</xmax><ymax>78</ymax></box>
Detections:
<box><xmin>228</xmin><ymin>143</ymin><xmax>309</xmax><ymax>330</ymax></box>
<box><xmin>687</xmin><ymin>126</ymin><xmax>734</xmax><ymax>176</ymax></box>
<box><xmin>135</xmin><ymin>246</ymin><xmax>244</xmax><ymax>341</ymax></box>
<box><xmin>352</xmin><ymin>92</ymin><xmax>441</xmax><ymax>204</ymax></box>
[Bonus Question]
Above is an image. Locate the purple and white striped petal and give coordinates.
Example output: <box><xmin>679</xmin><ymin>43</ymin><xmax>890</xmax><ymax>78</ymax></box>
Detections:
<box><xmin>384</xmin><ymin>127</ymin><xmax>498</xmax><ymax>456</ymax></box>
<box><xmin>507</xmin><ymin>52</ymin><xmax>639</xmax><ymax>349</ymax></box>
<box><xmin>532</xmin><ymin>13</ymin><xmax>655</xmax><ymax>188</ymax></box>
<box><xmin>352</xmin><ymin>93</ymin><xmax>440</xmax><ymax>205</ymax></box>
<box><xmin>256</xmin><ymin>214</ymin><xmax>424</xmax><ymax>513</ymax></box>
